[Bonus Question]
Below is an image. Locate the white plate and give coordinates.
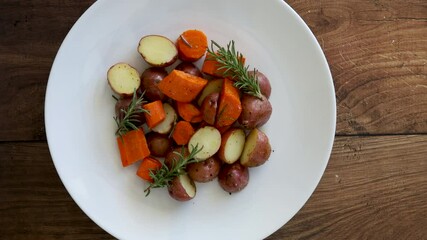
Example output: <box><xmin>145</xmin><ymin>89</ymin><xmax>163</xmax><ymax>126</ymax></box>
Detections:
<box><xmin>45</xmin><ymin>0</ymin><xmax>336</xmax><ymax>239</ymax></box>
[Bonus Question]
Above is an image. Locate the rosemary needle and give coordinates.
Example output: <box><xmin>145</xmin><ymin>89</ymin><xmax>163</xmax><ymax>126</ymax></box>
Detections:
<box><xmin>114</xmin><ymin>90</ymin><xmax>149</xmax><ymax>138</ymax></box>
<box><xmin>207</xmin><ymin>40</ymin><xmax>262</xmax><ymax>99</ymax></box>
<box><xmin>144</xmin><ymin>144</ymin><xmax>203</xmax><ymax>196</ymax></box>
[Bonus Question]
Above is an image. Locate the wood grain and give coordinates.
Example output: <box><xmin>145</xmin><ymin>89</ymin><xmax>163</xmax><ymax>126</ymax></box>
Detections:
<box><xmin>0</xmin><ymin>1</ymin><xmax>94</xmax><ymax>141</ymax></box>
<box><xmin>0</xmin><ymin>1</ymin><xmax>426</xmax><ymax>240</ymax></box>
<box><xmin>267</xmin><ymin>135</ymin><xmax>427</xmax><ymax>239</ymax></box>
<box><xmin>287</xmin><ymin>0</ymin><xmax>427</xmax><ymax>135</ymax></box>
<box><xmin>0</xmin><ymin>142</ymin><xmax>111</xmax><ymax>240</ymax></box>
<box><xmin>0</xmin><ymin>0</ymin><xmax>425</xmax><ymax>140</ymax></box>
<box><xmin>1</xmin><ymin>136</ymin><xmax>426</xmax><ymax>239</ymax></box>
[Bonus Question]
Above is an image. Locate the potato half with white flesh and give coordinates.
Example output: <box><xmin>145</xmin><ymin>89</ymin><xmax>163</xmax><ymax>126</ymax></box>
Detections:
<box><xmin>218</xmin><ymin>128</ymin><xmax>246</xmax><ymax>164</ymax></box>
<box><xmin>168</xmin><ymin>174</ymin><xmax>196</xmax><ymax>201</ymax></box>
<box><xmin>138</xmin><ymin>35</ymin><xmax>178</xmax><ymax>67</ymax></box>
<box><xmin>240</xmin><ymin>128</ymin><xmax>271</xmax><ymax>167</ymax></box>
<box><xmin>107</xmin><ymin>63</ymin><xmax>140</xmax><ymax>96</ymax></box>
<box><xmin>188</xmin><ymin>126</ymin><xmax>221</xmax><ymax>160</ymax></box>
<box><xmin>197</xmin><ymin>79</ymin><xmax>223</xmax><ymax>106</ymax></box>
<box><xmin>151</xmin><ymin>103</ymin><xmax>176</xmax><ymax>134</ymax></box>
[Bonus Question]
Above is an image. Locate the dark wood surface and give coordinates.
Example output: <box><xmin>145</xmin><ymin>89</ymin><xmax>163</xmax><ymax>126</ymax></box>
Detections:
<box><xmin>1</xmin><ymin>0</ymin><xmax>426</xmax><ymax>239</ymax></box>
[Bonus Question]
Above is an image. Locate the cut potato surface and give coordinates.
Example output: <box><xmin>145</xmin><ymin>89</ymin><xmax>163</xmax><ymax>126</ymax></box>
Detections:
<box><xmin>168</xmin><ymin>174</ymin><xmax>196</xmax><ymax>201</ymax></box>
<box><xmin>197</xmin><ymin>79</ymin><xmax>223</xmax><ymax>106</ymax></box>
<box><xmin>218</xmin><ymin>128</ymin><xmax>246</xmax><ymax>164</ymax></box>
<box><xmin>240</xmin><ymin>128</ymin><xmax>271</xmax><ymax>167</ymax></box>
<box><xmin>188</xmin><ymin>126</ymin><xmax>221</xmax><ymax>160</ymax></box>
<box><xmin>151</xmin><ymin>103</ymin><xmax>176</xmax><ymax>134</ymax></box>
<box><xmin>107</xmin><ymin>63</ymin><xmax>140</xmax><ymax>96</ymax></box>
<box><xmin>138</xmin><ymin>35</ymin><xmax>178</xmax><ymax>67</ymax></box>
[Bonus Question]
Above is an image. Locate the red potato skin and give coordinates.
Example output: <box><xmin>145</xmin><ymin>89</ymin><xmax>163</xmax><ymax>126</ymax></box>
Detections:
<box><xmin>145</xmin><ymin>132</ymin><xmax>172</xmax><ymax>157</ymax></box>
<box><xmin>238</xmin><ymin>94</ymin><xmax>272</xmax><ymax>129</ymax></box>
<box><xmin>175</xmin><ymin>62</ymin><xmax>203</xmax><ymax>78</ymax></box>
<box><xmin>167</xmin><ymin>175</ymin><xmax>196</xmax><ymax>201</ymax></box>
<box><xmin>164</xmin><ymin>147</ymin><xmax>190</xmax><ymax>169</ymax></box>
<box><xmin>138</xmin><ymin>67</ymin><xmax>168</xmax><ymax>101</ymax></box>
<box><xmin>218</xmin><ymin>162</ymin><xmax>249</xmax><ymax>194</ymax></box>
<box><xmin>186</xmin><ymin>156</ymin><xmax>222</xmax><ymax>182</ymax></box>
<box><xmin>115</xmin><ymin>98</ymin><xmax>145</xmax><ymax>126</ymax></box>
<box><xmin>248</xmin><ymin>71</ymin><xmax>271</xmax><ymax>99</ymax></box>
<box><xmin>240</xmin><ymin>129</ymin><xmax>272</xmax><ymax>167</ymax></box>
<box><xmin>217</xmin><ymin>128</ymin><xmax>245</xmax><ymax>163</ymax></box>
<box><xmin>200</xmin><ymin>92</ymin><xmax>219</xmax><ymax>125</ymax></box>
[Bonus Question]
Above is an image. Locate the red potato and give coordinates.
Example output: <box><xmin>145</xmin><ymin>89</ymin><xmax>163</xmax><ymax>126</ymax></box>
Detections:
<box><xmin>138</xmin><ymin>67</ymin><xmax>168</xmax><ymax>101</ymax></box>
<box><xmin>145</xmin><ymin>132</ymin><xmax>172</xmax><ymax>157</ymax></box>
<box><xmin>186</xmin><ymin>156</ymin><xmax>222</xmax><ymax>183</ymax></box>
<box><xmin>168</xmin><ymin>174</ymin><xmax>196</xmax><ymax>201</ymax></box>
<box><xmin>238</xmin><ymin>94</ymin><xmax>272</xmax><ymax>129</ymax></box>
<box><xmin>138</xmin><ymin>35</ymin><xmax>178</xmax><ymax>67</ymax></box>
<box><xmin>218</xmin><ymin>128</ymin><xmax>246</xmax><ymax>164</ymax></box>
<box><xmin>151</xmin><ymin>103</ymin><xmax>176</xmax><ymax>134</ymax></box>
<box><xmin>188</xmin><ymin>126</ymin><xmax>222</xmax><ymax>161</ymax></box>
<box><xmin>175</xmin><ymin>62</ymin><xmax>203</xmax><ymax>77</ymax></box>
<box><xmin>164</xmin><ymin>147</ymin><xmax>189</xmax><ymax>169</ymax></box>
<box><xmin>218</xmin><ymin>162</ymin><xmax>249</xmax><ymax>194</ymax></box>
<box><xmin>197</xmin><ymin>79</ymin><xmax>223</xmax><ymax>106</ymax></box>
<box><xmin>248</xmin><ymin>71</ymin><xmax>271</xmax><ymax>99</ymax></box>
<box><xmin>114</xmin><ymin>97</ymin><xmax>145</xmax><ymax>126</ymax></box>
<box><xmin>240</xmin><ymin>128</ymin><xmax>271</xmax><ymax>167</ymax></box>
<box><xmin>200</xmin><ymin>92</ymin><xmax>219</xmax><ymax>125</ymax></box>
<box><xmin>108</xmin><ymin>63</ymin><xmax>140</xmax><ymax>96</ymax></box>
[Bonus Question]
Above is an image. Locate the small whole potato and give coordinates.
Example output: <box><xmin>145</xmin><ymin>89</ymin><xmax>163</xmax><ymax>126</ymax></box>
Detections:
<box><xmin>187</xmin><ymin>156</ymin><xmax>222</xmax><ymax>182</ymax></box>
<box><xmin>218</xmin><ymin>162</ymin><xmax>249</xmax><ymax>194</ymax></box>
<box><xmin>145</xmin><ymin>132</ymin><xmax>172</xmax><ymax>157</ymax></box>
<box><xmin>138</xmin><ymin>67</ymin><xmax>168</xmax><ymax>101</ymax></box>
<box><xmin>175</xmin><ymin>62</ymin><xmax>203</xmax><ymax>78</ymax></box>
<box><xmin>248</xmin><ymin>70</ymin><xmax>271</xmax><ymax>99</ymax></box>
<box><xmin>164</xmin><ymin>147</ymin><xmax>190</xmax><ymax>169</ymax></box>
<box><xmin>115</xmin><ymin>98</ymin><xmax>145</xmax><ymax>126</ymax></box>
<box><xmin>238</xmin><ymin>94</ymin><xmax>272</xmax><ymax>129</ymax></box>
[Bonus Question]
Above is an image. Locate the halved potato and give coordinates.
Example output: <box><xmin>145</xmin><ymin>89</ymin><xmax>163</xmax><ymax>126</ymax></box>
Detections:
<box><xmin>197</xmin><ymin>79</ymin><xmax>223</xmax><ymax>106</ymax></box>
<box><xmin>218</xmin><ymin>128</ymin><xmax>246</xmax><ymax>164</ymax></box>
<box><xmin>107</xmin><ymin>63</ymin><xmax>140</xmax><ymax>96</ymax></box>
<box><xmin>168</xmin><ymin>174</ymin><xmax>196</xmax><ymax>201</ymax></box>
<box><xmin>240</xmin><ymin>128</ymin><xmax>271</xmax><ymax>167</ymax></box>
<box><xmin>151</xmin><ymin>103</ymin><xmax>176</xmax><ymax>134</ymax></box>
<box><xmin>188</xmin><ymin>126</ymin><xmax>221</xmax><ymax>161</ymax></box>
<box><xmin>138</xmin><ymin>35</ymin><xmax>178</xmax><ymax>67</ymax></box>
<box><xmin>200</xmin><ymin>92</ymin><xmax>219</xmax><ymax>125</ymax></box>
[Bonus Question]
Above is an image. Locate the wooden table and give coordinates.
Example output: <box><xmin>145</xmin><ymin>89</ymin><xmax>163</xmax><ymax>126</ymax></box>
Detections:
<box><xmin>1</xmin><ymin>1</ymin><xmax>426</xmax><ymax>239</ymax></box>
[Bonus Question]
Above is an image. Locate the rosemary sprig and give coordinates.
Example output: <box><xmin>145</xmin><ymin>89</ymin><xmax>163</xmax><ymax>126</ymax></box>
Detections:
<box><xmin>114</xmin><ymin>90</ymin><xmax>149</xmax><ymax>137</ymax></box>
<box><xmin>144</xmin><ymin>144</ymin><xmax>203</xmax><ymax>196</ymax></box>
<box><xmin>207</xmin><ymin>40</ymin><xmax>262</xmax><ymax>99</ymax></box>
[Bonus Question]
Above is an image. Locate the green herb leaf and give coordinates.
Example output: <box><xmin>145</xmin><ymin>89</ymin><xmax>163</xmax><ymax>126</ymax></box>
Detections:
<box><xmin>207</xmin><ymin>40</ymin><xmax>262</xmax><ymax>98</ymax></box>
